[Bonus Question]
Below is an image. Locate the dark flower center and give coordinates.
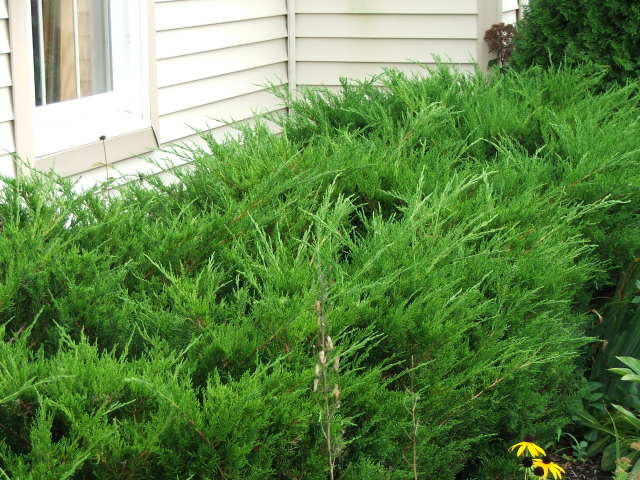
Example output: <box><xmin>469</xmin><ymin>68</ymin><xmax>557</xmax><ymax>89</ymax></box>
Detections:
<box><xmin>542</xmin><ymin>456</ymin><xmax>552</xmax><ymax>464</ymax></box>
<box><xmin>521</xmin><ymin>457</ymin><xmax>533</xmax><ymax>468</ymax></box>
<box><xmin>533</xmin><ymin>466</ymin><xmax>544</xmax><ymax>476</ymax></box>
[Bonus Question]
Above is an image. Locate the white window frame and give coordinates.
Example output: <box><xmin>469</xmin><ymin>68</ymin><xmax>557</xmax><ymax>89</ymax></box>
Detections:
<box><xmin>8</xmin><ymin>0</ymin><xmax>159</xmax><ymax>177</ymax></box>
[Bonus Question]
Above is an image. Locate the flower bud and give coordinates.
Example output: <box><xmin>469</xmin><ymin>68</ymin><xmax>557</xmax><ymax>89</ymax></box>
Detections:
<box><xmin>313</xmin><ymin>378</ymin><xmax>319</xmax><ymax>392</ymax></box>
<box><xmin>333</xmin><ymin>356</ymin><xmax>340</xmax><ymax>372</ymax></box>
<box><xmin>326</xmin><ymin>336</ymin><xmax>334</xmax><ymax>351</ymax></box>
<box><xmin>319</xmin><ymin>350</ymin><xmax>327</xmax><ymax>365</ymax></box>
<box><xmin>332</xmin><ymin>383</ymin><xmax>340</xmax><ymax>401</ymax></box>
<box><xmin>315</xmin><ymin>363</ymin><xmax>321</xmax><ymax>377</ymax></box>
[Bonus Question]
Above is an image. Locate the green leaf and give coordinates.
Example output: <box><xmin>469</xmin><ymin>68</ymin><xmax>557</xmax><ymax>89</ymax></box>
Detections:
<box><xmin>621</xmin><ymin>374</ymin><xmax>640</xmax><ymax>383</ymax></box>
<box><xmin>610</xmin><ymin>367</ymin><xmax>633</xmax><ymax>377</ymax></box>
<box><xmin>612</xmin><ymin>404</ymin><xmax>640</xmax><ymax>429</ymax></box>
<box><xmin>601</xmin><ymin>442</ymin><xmax>618</xmax><ymax>471</ymax></box>
<box><xmin>618</xmin><ymin>357</ymin><xmax>640</xmax><ymax>375</ymax></box>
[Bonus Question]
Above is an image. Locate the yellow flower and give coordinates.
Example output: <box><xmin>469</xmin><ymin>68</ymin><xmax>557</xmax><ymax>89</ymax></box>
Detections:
<box><xmin>532</xmin><ymin>458</ymin><xmax>565</xmax><ymax>479</ymax></box>
<box><xmin>509</xmin><ymin>439</ymin><xmax>546</xmax><ymax>457</ymax></box>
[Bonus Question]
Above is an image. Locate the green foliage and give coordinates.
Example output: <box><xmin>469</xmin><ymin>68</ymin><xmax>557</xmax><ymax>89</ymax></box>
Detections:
<box><xmin>575</xmin><ymin>356</ymin><xmax>640</xmax><ymax>474</ymax></box>
<box><xmin>590</xmin><ymin>265</ymin><xmax>640</xmax><ymax>400</ymax></box>
<box><xmin>511</xmin><ymin>0</ymin><xmax>640</xmax><ymax>84</ymax></box>
<box><xmin>0</xmin><ymin>65</ymin><xmax>638</xmax><ymax>478</ymax></box>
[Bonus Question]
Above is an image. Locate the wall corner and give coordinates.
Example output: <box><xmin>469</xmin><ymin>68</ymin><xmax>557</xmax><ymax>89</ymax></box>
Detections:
<box><xmin>477</xmin><ymin>0</ymin><xmax>502</xmax><ymax>74</ymax></box>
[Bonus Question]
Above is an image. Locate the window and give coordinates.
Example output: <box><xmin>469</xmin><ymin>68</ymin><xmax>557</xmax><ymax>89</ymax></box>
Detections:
<box><xmin>30</xmin><ymin>0</ymin><xmax>151</xmax><ymax>157</ymax></box>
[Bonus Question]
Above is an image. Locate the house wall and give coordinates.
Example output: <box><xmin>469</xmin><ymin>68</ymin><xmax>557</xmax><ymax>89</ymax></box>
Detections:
<box><xmin>0</xmin><ymin>0</ymin><xmax>13</xmax><ymax>177</ymax></box>
<box><xmin>0</xmin><ymin>0</ymin><xmax>513</xmax><ymax>187</ymax></box>
<box><xmin>154</xmin><ymin>0</ymin><xmax>288</xmax><ymax>145</ymax></box>
<box><xmin>295</xmin><ymin>0</ymin><xmax>479</xmax><ymax>89</ymax></box>
<box><xmin>502</xmin><ymin>0</ymin><xmax>519</xmax><ymax>24</ymax></box>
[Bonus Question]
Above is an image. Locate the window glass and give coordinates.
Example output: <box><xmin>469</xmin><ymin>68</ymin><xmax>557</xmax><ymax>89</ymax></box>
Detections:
<box><xmin>31</xmin><ymin>0</ymin><xmax>112</xmax><ymax>106</ymax></box>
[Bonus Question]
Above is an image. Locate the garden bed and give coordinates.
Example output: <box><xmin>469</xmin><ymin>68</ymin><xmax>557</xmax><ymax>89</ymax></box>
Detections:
<box><xmin>0</xmin><ymin>65</ymin><xmax>638</xmax><ymax>479</ymax></box>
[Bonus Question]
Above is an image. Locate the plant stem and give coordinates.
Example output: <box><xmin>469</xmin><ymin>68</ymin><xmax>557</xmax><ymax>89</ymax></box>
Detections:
<box><xmin>410</xmin><ymin>355</ymin><xmax>419</xmax><ymax>480</ymax></box>
<box><xmin>316</xmin><ymin>267</ymin><xmax>335</xmax><ymax>480</ymax></box>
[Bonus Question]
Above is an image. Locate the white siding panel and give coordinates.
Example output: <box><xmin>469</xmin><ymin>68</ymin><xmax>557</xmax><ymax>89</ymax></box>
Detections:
<box><xmin>0</xmin><ymin>87</ymin><xmax>12</xmax><ymax>122</ymax></box>
<box><xmin>156</xmin><ymin>0</ymin><xmax>286</xmax><ymax>31</ymax></box>
<box><xmin>503</xmin><ymin>0</ymin><xmax>519</xmax><ymax>12</ymax></box>
<box><xmin>296</xmin><ymin>0</ymin><xmax>477</xmax><ymax>14</ymax></box>
<box><xmin>502</xmin><ymin>10</ymin><xmax>517</xmax><ymax>24</ymax></box>
<box><xmin>157</xmin><ymin>39</ymin><xmax>288</xmax><ymax>87</ymax></box>
<box><xmin>0</xmin><ymin>20</ymin><xmax>9</xmax><ymax>54</ymax></box>
<box><xmin>71</xmin><ymin>116</ymin><xmax>285</xmax><ymax>191</ymax></box>
<box><xmin>117</xmin><ymin>118</ymin><xmax>282</xmax><ymax>180</ymax></box>
<box><xmin>159</xmin><ymin>62</ymin><xmax>287</xmax><ymax>115</ymax></box>
<box><xmin>0</xmin><ymin>120</ymin><xmax>14</xmax><ymax>153</ymax></box>
<box><xmin>0</xmin><ymin>154</ymin><xmax>13</xmax><ymax>177</ymax></box>
<box><xmin>297</xmin><ymin>61</ymin><xmax>474</xmax><ymax>85</ymax></box>
<box><xmin>156</xmin><ymin>16</ymin><xmax>287</xmax><ymax>59</ymax></box>
<box><xmin>297</xmin><ymin>38</ymin><xmax>477</xmax><ymax>64</ymax></box>
<box><xmin>158</xmin><ymin>89</ymin><xmax>284</xmax><ymax>143</ymax></box>
<box><xmin>0</xmin><ymin>53</ymin><xmax>11</xmax><ymax>87</ymax></box>
<box><xmin>297</xmin><ymin>14</ymin><xmax>477</xmax><ymax>39</ymax></box>
<box><xmin>0</xmin><ymin>0</ymin><xmax>8</xmax><ymax>19</ymax></box>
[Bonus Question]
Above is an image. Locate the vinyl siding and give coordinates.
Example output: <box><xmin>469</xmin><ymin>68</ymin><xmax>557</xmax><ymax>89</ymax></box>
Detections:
<box><xmin>297</xmin><ymin>62</ymin><xmax>475</xmax><ymax>86</ymax></box>
<box><xmin>155</xmin><ymin>0</ymin><xmax>288</xmax><ymax>145</ymax></box>
<box><xmin>0</xmin><ymin>0</ymin><xmax>14</xmax><ymax>177</ymax></box>
<box><xmin>295</xmin><ymin>0</ymin><xmax>479</xmax><ymax>89</ymax></box>
<box><xmin>69</xmin><ymin>114</ymin><xmax>285</xmax><ymax>190</ymax></box>
<box><xmin>503</xmin><ymin>0</ymin><xmax>519</xmax><ymax>23</ymax></box>
<box><xmin>3</xmin><ymin>0</ymin><xmax>502</xmax><ymax>186</ymax></box>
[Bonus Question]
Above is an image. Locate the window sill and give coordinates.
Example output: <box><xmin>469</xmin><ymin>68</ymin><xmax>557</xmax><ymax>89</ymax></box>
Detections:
<box><xmin>33</xmin><ymin>127</ymin><xmax>158</xmax><ymax>177</ymax></box>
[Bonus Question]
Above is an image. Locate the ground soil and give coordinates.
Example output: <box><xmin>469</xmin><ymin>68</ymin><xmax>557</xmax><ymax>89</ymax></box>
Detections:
<box><xmin>562</xmin><ymin>458</ymin><xmax>610</xmax><ymax>480</ymax></box>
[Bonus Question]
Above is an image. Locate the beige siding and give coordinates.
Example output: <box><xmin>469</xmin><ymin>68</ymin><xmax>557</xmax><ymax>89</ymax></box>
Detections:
<box><xmin>297</xmin><ymin>38</ymin><xmax>477</xmax><ymax>64</ymax></box>
<box><xmin>295</xmin><ymin>1</ymin><xmax>479</xmax><ymax>88</ymax></box>
<box><xmin>297</xmin><ymin>62</ymin><xmax>475</xmax><ymax>86</ymax></box>
<box><xmin>69</xmin><ymin>116</ymin><xmax>284</xmax><ymax>191</ymax></box>
<box><xmin>157</xmin><ymin>39</ymin><xmax>287</xmax><ymax>87</ymax></box>
<box><xmin>297</xmin><ymin>14</ymin><xmax>477</xmax><ymax>39</ymax></box>
<box><xmin>159</xmin><ymin>89</ymin><xmax>283</xmax><ymax>143</ymax></box>
<box><xmin>296</xmin><ymin>0</ymin><xmax>477</xmax><ymax>14</ymax></box>
<box><xmin>3</xmin><ymin>0</ymin><xmax>504</xmax><ymax>186</ymax></box>
<box><xmin>503</xmin><ymin>0</ymin><xmax>519</xmax><ymax>23</ymax></box>
<box><xmin>155</xmin><ymin>0</ymin><xmax>287</xmax><ymax>145</ymax></box>
<box><xmin>155</xmin><ymin>0</ymin><xmax>286</xmax><ymax>30</ymax></box>
<box><xmin>0</xmin><ymin>0</ymin><xmax>13</xmax><ymax>176</ymax></box>
<box><xmin>156</xmin><ymin>16</ymin><xmax>287</xmax><ymax>59</ymax></box>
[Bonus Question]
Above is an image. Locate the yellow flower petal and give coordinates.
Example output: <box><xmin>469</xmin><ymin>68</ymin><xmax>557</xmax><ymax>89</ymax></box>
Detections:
<box><xmin>549</xmin><ymin>463</ymin><xmax>564</xmax><ymax>479</ymax></box>
<box><xmin>531</xmin><ymin>443</ymin><xmax>546</xmax><ymax>457</ymax></box>
<box><xmin>517</xmin><ymin>443</ymin><xmax>527</xmax><ymax>456</ymax></box>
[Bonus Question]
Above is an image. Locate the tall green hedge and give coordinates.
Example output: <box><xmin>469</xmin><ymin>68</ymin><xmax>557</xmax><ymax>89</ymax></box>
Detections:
<box><xmin>0</xmin><ymin>65</ymin><xmax>639</xmax><ymax>479</ymax></box>
<box><xmin>512</xmin><ymin>0</ymin><xmax>640</xmax><ymax>84</ymax></box>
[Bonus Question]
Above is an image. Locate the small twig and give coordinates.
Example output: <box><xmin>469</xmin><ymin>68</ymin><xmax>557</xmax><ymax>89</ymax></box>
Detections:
<box><xmin>314</xmin><ymin>265</ymin><xmax>340</xmax><ymax>480</ymax></box>
<box><xmin>410</xmin><ymin>355</ymin><xmax>419</xmax><ymax>480</ymax></box>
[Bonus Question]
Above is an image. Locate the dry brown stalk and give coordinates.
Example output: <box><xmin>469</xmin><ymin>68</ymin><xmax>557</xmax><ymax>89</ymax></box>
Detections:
<box><xmin>313</xmin><ymin>266</ymin><xmax>340</xmax><ymax>480</ymax></box>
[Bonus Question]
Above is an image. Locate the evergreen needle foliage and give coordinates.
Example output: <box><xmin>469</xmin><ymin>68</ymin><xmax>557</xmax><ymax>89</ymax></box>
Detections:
<box><xmin>0</xmin><ymin>65</ymin><xmax>639</xmax><ymax>479</ymax></box>
<box><xmin>512</xmin><ymin>0</ymin><xmax>640</xmax><ymax>85</ymax></box>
